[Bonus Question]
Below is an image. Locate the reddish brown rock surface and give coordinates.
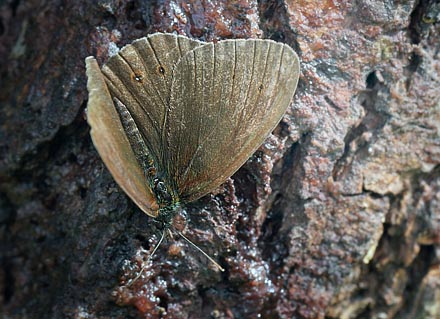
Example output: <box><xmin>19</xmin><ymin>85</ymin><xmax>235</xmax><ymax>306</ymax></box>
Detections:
<box><xmin>1</xmin><ymin>1</ymin><xmax>438</xmax><ymax>318</ymax></box>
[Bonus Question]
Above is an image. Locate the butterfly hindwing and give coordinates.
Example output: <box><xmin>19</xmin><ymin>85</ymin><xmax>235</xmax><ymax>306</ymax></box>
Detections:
<box><xmin>86</xmin><ymin>57</ymin><xmax>160</xmax><ymax>216</ymax></box>
<box><xmin>164</xmin><ymin>39</ymin><xmax>300</xmax><ymax>202</ymax></box>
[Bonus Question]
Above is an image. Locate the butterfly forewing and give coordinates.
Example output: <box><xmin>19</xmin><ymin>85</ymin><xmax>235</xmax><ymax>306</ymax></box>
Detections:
<box><xmin>101</xmin><ymin>34</ymin><xmax>203</xmax><ymax>168</ymax></box>
<box><xmin>165</xmin><ymin>39</ymin><xmax>300</xmax><ymax>202</ymax></box>
<box><xmin>86</xmin><ymin>34</ymin><xmax>204</xmax><ymax>216</ymax></box>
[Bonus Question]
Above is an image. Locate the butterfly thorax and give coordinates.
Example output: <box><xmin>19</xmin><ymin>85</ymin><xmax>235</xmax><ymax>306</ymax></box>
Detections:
<box><xmin>152</xmin><ymin>176</ymin><xmax>180</xmax><ymax>227</ymax></box>
<box><xmin>152</xmin><ymin>178</ymin><xmax>176</xmax><ymax>206</ymax></box>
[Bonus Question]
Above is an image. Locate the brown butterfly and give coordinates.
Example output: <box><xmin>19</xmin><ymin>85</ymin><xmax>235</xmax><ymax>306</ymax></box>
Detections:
<box><xmin>85</xmin><ymin>33</ymin><xmax>300</xmax><ymax>274</ymax></box>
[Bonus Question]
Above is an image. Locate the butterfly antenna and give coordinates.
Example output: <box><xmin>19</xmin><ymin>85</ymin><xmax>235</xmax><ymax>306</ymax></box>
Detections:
<box><xmin>128</xmin><ymin>229</ymin><xmax>166</xmax><ymax>286</ymax></box>
<box><xmin>176</xmin><ymin>231</ymin><xmax>225</xmax><ymax>272</ymax></box>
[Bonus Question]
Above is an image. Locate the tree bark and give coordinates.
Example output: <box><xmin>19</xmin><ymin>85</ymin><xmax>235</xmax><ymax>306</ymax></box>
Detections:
<box><xmin>1</xmin><ymin>1</ymin><xmax>439</xmax><ymax>318</ymax></box>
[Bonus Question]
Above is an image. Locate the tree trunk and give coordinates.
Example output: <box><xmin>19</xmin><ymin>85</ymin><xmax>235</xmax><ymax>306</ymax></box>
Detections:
<box><xmin>1</xmin><ymin>1</ymin><xmax>439</xmax><ymax>318</ymax></box>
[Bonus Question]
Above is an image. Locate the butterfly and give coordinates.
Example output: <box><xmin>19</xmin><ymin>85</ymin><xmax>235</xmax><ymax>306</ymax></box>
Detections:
<box><xmin>85</xmin><ymin>33</ymin><xmax>300</xmax><ymax>273</ymax></box>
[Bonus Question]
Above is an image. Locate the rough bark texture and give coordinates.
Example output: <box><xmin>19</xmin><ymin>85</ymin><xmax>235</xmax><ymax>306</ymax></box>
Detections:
<box><xmin>0</xmin><ymin>1</ymin><xmax>439</xmax><ymax>319</ymax></box>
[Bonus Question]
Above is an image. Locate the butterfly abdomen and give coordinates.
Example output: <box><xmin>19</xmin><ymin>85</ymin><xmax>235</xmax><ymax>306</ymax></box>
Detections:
<box><xmin>113</xmin><ymin>96</ymin><xmax>179</xmax><ymax>211</ymax></box>
<box><xmin>113</xmin><ymin>97</ymin><xmax>155</xmax><ymax>177</ymax></box>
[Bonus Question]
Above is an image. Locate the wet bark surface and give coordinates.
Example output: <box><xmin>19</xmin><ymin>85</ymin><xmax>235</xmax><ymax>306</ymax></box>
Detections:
<box><xmin>1</xmin><ymin>1</ymin><xmax>439</xmax><ymax>318</ymax></box>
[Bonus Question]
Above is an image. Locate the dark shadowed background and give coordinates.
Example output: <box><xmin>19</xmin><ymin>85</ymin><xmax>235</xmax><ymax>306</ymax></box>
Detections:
<box><xmin>0</xmin><ymin>1</ymin><xmax>439</xmax><ymax>318</ymax></box>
